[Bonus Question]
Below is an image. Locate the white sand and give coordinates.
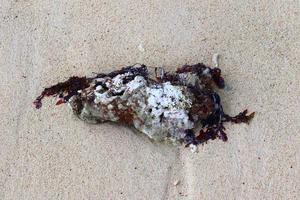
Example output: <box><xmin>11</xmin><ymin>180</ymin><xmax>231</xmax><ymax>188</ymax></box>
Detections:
<box><xmin>0</xmin><ymin>1</ymin><xmax>299</xmax><ymax>199</ymax></box>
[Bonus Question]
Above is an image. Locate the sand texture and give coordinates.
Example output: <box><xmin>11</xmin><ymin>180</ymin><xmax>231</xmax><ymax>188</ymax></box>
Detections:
<box><xmin>0</xmin><ymin>0</ymin><xmax>299</xmax><ymax>199</ymax></box>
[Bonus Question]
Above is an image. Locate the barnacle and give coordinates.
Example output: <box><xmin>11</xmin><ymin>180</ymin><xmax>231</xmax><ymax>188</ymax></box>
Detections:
<box><xmin>34</xmin><ymin>63</ymin><xmax>254</xmax><ymax>149</ymax></box>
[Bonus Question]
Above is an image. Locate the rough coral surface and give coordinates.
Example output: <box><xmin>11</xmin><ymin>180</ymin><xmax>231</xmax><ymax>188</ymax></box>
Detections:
<box><xmin>34</xmin><ymin>63</ymin><xmax>254</xmax><ymax>147</ymax></box>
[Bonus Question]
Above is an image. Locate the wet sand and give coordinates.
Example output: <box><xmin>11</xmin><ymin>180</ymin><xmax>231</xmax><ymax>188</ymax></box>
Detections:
<box><xmin>0</xmin><ymin>1</ymin><xmax>299</xmax><ymax>199</ymax></box>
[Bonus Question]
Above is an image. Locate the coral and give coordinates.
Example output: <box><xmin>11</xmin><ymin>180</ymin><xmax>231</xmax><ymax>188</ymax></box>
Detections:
<box><xmin>34</xmin><ymin>63</ymin><xmax>254</xmax><ymax>148</ymax></box>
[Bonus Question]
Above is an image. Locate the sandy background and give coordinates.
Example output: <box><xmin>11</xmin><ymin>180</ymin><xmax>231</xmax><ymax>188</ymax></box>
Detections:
<box><xmin>1</xmin><ymin>0</ymin><xmax>299</xmax><ymax>199</ymax></box>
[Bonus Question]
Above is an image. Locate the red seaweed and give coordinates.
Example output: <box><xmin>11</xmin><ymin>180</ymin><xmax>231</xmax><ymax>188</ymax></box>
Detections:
<box><xmin>33</xmin><ymin>76</ymin><xmax>90</xmax><ymax>109</ymax></box>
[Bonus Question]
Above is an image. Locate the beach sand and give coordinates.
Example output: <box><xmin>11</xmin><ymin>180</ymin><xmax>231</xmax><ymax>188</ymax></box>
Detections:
<box><xmin>0</xmin><ymin>1</ymin><xmax>299</xmax><ymax>199</ymax></box>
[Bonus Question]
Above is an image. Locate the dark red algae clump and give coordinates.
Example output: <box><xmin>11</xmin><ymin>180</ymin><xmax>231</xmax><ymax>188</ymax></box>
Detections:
<box><xmin>34</xmin><ymin>63</ymin><xmax>254</xmax><ymax>148</ymax></box>
<box><xmin>33</xmin><ymin>76</ymin><xmax>90</xmax><ymax>109</ymax></box>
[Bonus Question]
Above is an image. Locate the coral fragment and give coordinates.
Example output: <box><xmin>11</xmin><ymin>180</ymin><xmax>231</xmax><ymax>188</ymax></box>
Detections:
<box><xmin>34</xmin><ymin>63</ymin><xmax>254</xmax><ymax>148</ymax></box>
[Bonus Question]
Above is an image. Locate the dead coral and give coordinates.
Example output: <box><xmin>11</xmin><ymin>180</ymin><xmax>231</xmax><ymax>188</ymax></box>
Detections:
<box><xmin>34</xmin><ymin>63</ymin><xmax>254</xmax><ymax>148</ymax></box>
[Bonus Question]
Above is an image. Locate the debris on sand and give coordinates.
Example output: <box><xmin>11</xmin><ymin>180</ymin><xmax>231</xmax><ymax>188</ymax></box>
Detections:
<box><xmin>34</xmin><ymin>63</ymin><xmax>254</xmax><ymax>147</ymax></box>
